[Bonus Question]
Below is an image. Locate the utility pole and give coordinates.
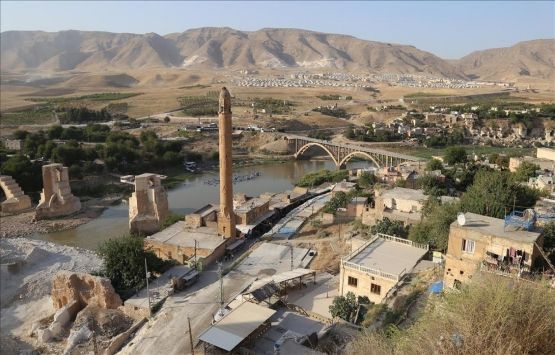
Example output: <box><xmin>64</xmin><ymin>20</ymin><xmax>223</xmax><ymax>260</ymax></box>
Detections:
<box><xmin>194</xmin><ymin>239</ymin><xmax>198</xmax><ymax>268</ymax></box>
<box><xmin>145</xmin><ymin>258</ymin><xmax>152</xmax><ymax>318</ymax></box>
<box><xmin>216</xmin><ymin>262</ymin><xmax>225</xmax><ymax>320</ymax></box>
<box><xmin>188</xmin><ymin>316</ymin><xmax>195</xmax><ymax>355</ymax></box>
<box><xmin>290</xmin><ymin>244</ymin><xmax>294</xmax><ymax>271</ymax></box>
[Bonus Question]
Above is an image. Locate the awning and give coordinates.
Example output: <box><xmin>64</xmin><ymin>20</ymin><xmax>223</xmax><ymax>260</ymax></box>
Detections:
<box><xmin>198</xmin><ymin>301</ymin><xmax>276</xmax><ymax>351</ymax></box>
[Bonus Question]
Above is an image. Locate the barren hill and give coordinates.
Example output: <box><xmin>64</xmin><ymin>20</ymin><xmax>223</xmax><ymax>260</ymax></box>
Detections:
<box><xmin>454</xmin><ymin>39</ymin><xmax>555</xmax><ymax>83</ymax></box>
<box><xmin>1</xmin><ymin>27</ymin><xmax>466</xmax><ymax>78</ymax></box>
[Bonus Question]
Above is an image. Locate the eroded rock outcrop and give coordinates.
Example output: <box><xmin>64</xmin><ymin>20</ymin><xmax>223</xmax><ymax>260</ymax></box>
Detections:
<box><xmin>51</xmin><ymin>271</ymin><xmax>122</xmax><ymax>310</ymax></box>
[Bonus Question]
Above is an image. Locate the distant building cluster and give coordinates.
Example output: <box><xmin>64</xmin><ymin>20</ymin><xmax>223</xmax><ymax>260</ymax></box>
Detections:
<box><xmin>231</xmin><ymin>71</ymin><xmax>506</xmax><ymax>89</ymax></box>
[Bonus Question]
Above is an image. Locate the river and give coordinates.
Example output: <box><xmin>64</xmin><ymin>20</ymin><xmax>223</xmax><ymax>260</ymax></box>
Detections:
<box><xmin>34</xmin><ymin>159</ymin><xmax>371</xmax><ymax>250</ymax></box>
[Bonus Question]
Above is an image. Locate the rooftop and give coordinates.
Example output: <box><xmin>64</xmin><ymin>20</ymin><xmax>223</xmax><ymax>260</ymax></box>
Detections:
<box><xmin>333</xmin><ymin>181</ymin><xmax>357</xmax><ymax>192</ymax></box>
<box><xmin>350</xmin><ymin>196</ymin><xmax>368</xmax><ymax>205</ymax></box>
<box><xmin>451</xmin><ymin>212</ymin><xmax>541</xmax><ymax>244</ymax></box>
<box><xmin>198</xmin><ymin>301</ymin><xmax>276</xmax><ymax>352</ymax></box>
<box><xmin>235</xmin><ymin>197</ymin><xmax>268</xmax><ymax>213</ymax></box>
<box><xmin>346</xmin><ymin>235</ymin><xmax>428</xmax><ymax>278</ymax></box>
<box><xmin>146</xmin><ymin>221</ymin><xmax>225</xmax><ymax>251</ymax></box>
<box><xmin>381</xmin><ymin>187</ymin><xmax>426</xmax><ymax>201</ymax></box>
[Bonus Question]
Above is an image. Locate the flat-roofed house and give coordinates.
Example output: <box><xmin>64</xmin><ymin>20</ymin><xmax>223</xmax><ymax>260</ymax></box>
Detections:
<box><xmin>444</xmin><ymin>212</ymin><xmax>543</xmax><ymax>288</ymax></box>
<box><xmin>339</xmin><ymin>234</ymin><xmax>428</xmax><ymax>303</ymax></box>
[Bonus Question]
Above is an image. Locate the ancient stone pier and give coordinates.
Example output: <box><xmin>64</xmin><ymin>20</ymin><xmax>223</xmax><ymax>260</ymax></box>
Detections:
<box><xmin>35</xmin><ymin>164</ymin><xmax>81</xmax><ymax>220</ymax></box>
<box><xmin>217</xmin><ymin>87</ymin><xmax>236</xmax><ymax>238</ymax></box>
<box><xmin>0</xmin><ymin>175</ymin><xmax>32</xmax><ymax>214</ymax></box>
<box><xmin>128</xmin><ymin>173</ymin><xmax>169</xmax><ymax>235</ymax></box>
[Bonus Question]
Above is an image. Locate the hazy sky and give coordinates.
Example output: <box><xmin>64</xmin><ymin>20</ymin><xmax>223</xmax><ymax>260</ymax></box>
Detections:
<box><xmin>1</xmin><ymin>1</ymin><xmax>553</xmax><ymax>58</ymax></box>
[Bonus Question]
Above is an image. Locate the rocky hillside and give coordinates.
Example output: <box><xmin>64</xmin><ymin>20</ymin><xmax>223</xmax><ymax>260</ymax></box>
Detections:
<box><xmin>1</xmin><ymin>27</ymin><xmax>465</xmax><ymax>78</ymax></box>
<box><xmin>454</xmin><ymin>39</ymin><xmax>555</xmax><ymax>82</ymax></box>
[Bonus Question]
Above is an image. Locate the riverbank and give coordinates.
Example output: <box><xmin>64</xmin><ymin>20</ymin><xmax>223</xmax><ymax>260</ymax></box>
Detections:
<box><xmin>0</xmin><ymin>195</ymin><xmax>122</xmax><ymax>238</ymax></box>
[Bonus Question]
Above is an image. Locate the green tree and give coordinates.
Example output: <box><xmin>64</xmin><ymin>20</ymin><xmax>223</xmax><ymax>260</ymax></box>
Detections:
<box><xmin>0</xmin><ymin>155</ymin><xmax>42</xmax><ymax>193</ymax></box>
<box><xmin>329</xmin><ymin>291</ymin><xmax>358</xmax><ymax>322</ymax></box>
<box><xmin>97</xmin><ymin>235</ymin><xmax>171</xmax><ymax>293</ymax></box>
<box><xmin>513</xmin><ymin>161</ymin><xmax>540</xmax><ymax>182</ymax></box>
<box><xmin>358</xmin><ymin>172</ymin><xmax>376</xmax><ymax>188</ymax></box>
<box><xmin>13</xmin><ymin>130</ymin><xmax>29</xmax><ymax>140</ymax></box>
<box><xmin>418</xmin><ymin>175</ymin><xmax>447</xmax><ymax>197</ymax></box>
<box><xmin>323</xmin><ymin>191</ymin><xmax>349</xmax><ymax>213</ymax></box>
<box><xmin>409</xmin><ymin>199</ymin><xmax>460</xmax><ymax>251</ymax></box>
<box><xmin>426</xmin><ymin>159</ymin><xmax>443</xmax><ymax>171</ymax></box>
<box><xmin>460</xmin><ymin>170</ymin><xmax>541</xmax><ymax>219</ymax></box>
<box><xmin>444</xmin><ymin>147</ymin><xmax>467</xmax><ymax>165</ymax></box>
<box><xmin>370</xmin><ymin>217</ymin><xmax>408</xmax><ymax>238</ymax></box>
<box><xmin>48</xmin><ymin>125</ymin><xmax>64</xmax><ymax>139</ymax></box>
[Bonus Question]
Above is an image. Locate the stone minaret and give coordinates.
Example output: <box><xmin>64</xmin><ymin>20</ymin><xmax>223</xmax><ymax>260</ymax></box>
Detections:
<box><xmin>217</xmin><ymin>87</ymin><xmax>236</xmax><ymax>238</ymax></box>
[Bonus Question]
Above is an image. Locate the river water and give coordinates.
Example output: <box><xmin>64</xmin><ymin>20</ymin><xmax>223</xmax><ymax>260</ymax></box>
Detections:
<box><xmin>34</xmin><ymin>160</ymin><xmax>370</xmax><ymax>250</ymax></box>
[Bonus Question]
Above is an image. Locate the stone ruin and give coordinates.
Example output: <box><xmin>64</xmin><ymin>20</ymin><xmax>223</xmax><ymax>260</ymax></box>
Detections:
<box><xmin>129</xmin><ymin>173</ymin><xmax>169</xmax><ymax>235</ymax></box>
<box><xmin>0</xmin><ymin>175</ymin><xmax>32</xmax><ymax>214</ymax></box>
<box><xmin>35</xmin><ymin>163</ymin><xmax>81</xmax><ymax>220</ymax></box>
<box><xmin>34</xmin><ymin>271</ymin><xmax>124</xmax><ymax>345</ymax></box>
<box><xmin>51</xmin><ymin>271</ymin><xmax>122</xmax><ymax>311</ymax></box>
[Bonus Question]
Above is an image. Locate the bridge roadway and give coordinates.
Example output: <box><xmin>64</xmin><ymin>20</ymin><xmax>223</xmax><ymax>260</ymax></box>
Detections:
<box><xmin>283</xmin><ymin>134</ymin><xmax>424</xmax><ymax>168</ymax></box>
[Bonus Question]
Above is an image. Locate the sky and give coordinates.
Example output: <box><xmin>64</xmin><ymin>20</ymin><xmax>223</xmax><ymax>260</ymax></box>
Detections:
<box><xmin>1</xmin><ymin>1</ymin><xmax>553</xmax><ymax>59</ymax></box>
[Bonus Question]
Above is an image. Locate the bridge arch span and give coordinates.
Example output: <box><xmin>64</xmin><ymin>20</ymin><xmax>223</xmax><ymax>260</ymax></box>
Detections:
<box><xmin>294</xmin><ymin>142</ymin><xmax>339</xmax><ymax>166</ymax></box>
<box><xmin>338</xmin><ymin>151</ymin><xmax>381</xmax><ymax>169</ymax></box>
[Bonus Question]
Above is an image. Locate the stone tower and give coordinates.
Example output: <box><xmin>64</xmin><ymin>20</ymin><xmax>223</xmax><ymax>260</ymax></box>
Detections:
<box><xmin>217</xmin><ymin>87</ymin><xmax>236</xmax><ymax>238</ymax></box>
<box><xmin>128</xmin><ymin>173</ymin><xmax>169</xmax><ymax>235</ymax></box>
<box><xmin>35</xmin><ymin>164</ymin><xmax>81</xmax><ymax>220</ymax></box>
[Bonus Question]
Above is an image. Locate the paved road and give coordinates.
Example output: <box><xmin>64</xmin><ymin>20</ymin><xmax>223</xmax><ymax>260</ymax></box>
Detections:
<box><xmin>120</xmin><ymin>268</ymin><xmax>255</xmax><ymax>355</ymax></box>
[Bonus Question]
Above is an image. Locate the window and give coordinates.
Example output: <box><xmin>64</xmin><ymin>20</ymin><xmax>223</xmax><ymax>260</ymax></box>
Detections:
<box><xmin>348</xmin><ymin>276</ymin><xmax>358</xmax><ymax>287</ymax></box>
<box><xmin>462</xmin><ymin>239</ymin><xmax>475</xmax><ymax>254</ymax></box>
<box><xmin>370</xmin><ymin>283</ymin><xmax>381</xmax><ymax>295</ymax></box>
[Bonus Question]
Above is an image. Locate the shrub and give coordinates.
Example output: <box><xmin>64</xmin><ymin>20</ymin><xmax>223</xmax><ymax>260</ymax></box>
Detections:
<box><xmin>97</xmin><ymin>235</ymin><xmax>173</xmax><ymax>294</ymax></box>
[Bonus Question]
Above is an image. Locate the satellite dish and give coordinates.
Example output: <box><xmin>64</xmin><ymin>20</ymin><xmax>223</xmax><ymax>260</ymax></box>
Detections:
<box><xmin>457</xmin><ymin>212</ymin><xmax>466</xmax><ymax>226</ymax></box>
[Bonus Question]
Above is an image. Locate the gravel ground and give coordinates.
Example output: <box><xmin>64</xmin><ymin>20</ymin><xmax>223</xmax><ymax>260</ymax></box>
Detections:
<box><xmin>0</xmin><ymin>195</ymin><xmax>122</xmax><ymax>238</ymax></box>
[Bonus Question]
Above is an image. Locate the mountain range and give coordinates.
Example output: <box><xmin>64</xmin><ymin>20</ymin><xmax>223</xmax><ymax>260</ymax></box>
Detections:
<box><xmin>1</xmin><ymin>27</ymin><xmax>553</xmax><ymax>83</ymax></box>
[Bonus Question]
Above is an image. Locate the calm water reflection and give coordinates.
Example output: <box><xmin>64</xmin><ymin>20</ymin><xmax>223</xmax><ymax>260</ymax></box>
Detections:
<box><xmin>35</xmin><ymin>160</ymin><xmax>370</xmax><ymax>250</ymax></box>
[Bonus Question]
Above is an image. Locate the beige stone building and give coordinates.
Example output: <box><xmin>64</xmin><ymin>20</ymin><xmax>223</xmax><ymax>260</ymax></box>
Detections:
<box><xmin>339</xmin><ymin>234</ymin><xmax>428</xmax><ymax>303</ymax></box>
<box><xmin>347</xmin><ymin>196</ymin><xmax>368</xmax><ymax>219</ymax></box>
<box><xmin>536</xmin><ymin>147</ymin><xmax>555</xmax><ymax>161</ymax></box>
<box><xmin>444</xmin><ymin>212</ymin><xmax>543</xmax><ymax>288</ymax></box>
<box><xmin>509</xmin><ymin>147</ymin><xmax>555</xmax><ymax>172</ymax></box>
<box><xmin>374</xmin><ymin>187</ymin><xmax>457</xmax><ymax>225</ymax></box>
<box><xmin>3</xmin><ymin>139</ymin><xmax>23</xmax><ymax>151</ymax></box>
<box><xmin>145</xmin><ymin>220</ymin><xmax>227</xmax><ymax>268</ymax></box>
<box><xmin>234</xmin><ymin>198</ymin><xmax>270</xmax><ymax>225</ymax></box>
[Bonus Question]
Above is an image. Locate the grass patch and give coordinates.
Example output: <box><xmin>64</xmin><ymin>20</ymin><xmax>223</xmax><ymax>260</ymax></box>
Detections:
<box><xmin>296</xmin><ymin>169</ymin><xmax>348</xmax><ymax>187</ymax></box>
<box><xmin>381</xmin><ymin>145</ymin><xmax>534</xmax><ymax>159</ymax></box>
<box><xmin>26</xmin><ymin>92</ymin><xmax>142</xmax><ymax>103</ymax></box>
<box><xmin>404</xmin><ymin>92</ymin><xmax>450</xmax><ymax>99</ymax></box>
<box><xmin>179</xmin><ymin>84</ymin><xmax>211</xmax><ymax>89</ymax></box>
<box><xmin>0</xmin><ymin>105</ymin><xmax>57</xmax><ymax>125</ymax></box>
<box><xmin>162</xmin><ymin>170</ymin><xmax>197</xmax><ymax>189</ymax></box>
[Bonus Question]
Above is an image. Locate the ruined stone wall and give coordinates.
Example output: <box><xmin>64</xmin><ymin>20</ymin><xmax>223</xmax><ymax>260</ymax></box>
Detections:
<box><xmin>129</xmin><ymin>174</ymin><xmax>169</xmax><ymax>235</ymax></box>
<box><xmin>0</xmin><ymin>175</ymin><xmax>32</xmax><ymax>214</ymax></box>
<box><xmin>35</xmin><ymin>164</ymin><xmax>81</xmax><ymax>219</ymax></box>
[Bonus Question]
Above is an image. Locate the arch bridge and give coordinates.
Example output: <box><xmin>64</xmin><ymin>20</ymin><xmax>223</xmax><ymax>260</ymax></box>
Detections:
<box><xmin>287</xmin><ymin>135</ymin><xmax>423</xmax><ymax>168</ymax></box>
